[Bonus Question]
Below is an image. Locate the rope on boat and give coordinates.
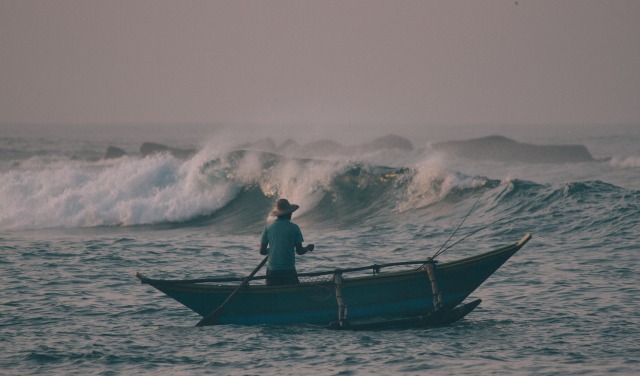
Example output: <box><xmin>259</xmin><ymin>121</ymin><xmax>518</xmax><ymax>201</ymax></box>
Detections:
<box><xmin>431</xmin><ymin>216</ymin><xmax>512</xmax><ymax>261</ymax></box>
<box><xmin>431</xmin><ymin>185</ymin><xmax>486</xmax><ymax>260</ymax></box>
<box><xmin>333</xmin><ymin>271</ymin><xmax>348</xmax><ymax>328</ymax></box>
<box><xmin>139</xmin><ymin>260</ymin><xmax>429</xmax><ymax>285</ymax></box>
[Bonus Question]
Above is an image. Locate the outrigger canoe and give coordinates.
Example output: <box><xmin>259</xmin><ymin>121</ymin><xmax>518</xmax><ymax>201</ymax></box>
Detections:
<box><xmin>136</xmin><ymin>233</ymin><xmax>531</xmax><ymax>329</ymax></box>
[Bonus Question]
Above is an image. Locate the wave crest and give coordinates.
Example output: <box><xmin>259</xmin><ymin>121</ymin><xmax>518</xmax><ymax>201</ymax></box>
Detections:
<box><xmin>3</xmin><ymin>146</ymin><xmax>633</xmax><ymax>231</ymax></box>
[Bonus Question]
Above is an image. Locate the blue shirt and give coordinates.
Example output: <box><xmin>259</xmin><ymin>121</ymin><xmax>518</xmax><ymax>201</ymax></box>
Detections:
<box><xmin>261</xmin><ymin>218</ymin><xmax>304</xmax><ymax>271</ymax></box>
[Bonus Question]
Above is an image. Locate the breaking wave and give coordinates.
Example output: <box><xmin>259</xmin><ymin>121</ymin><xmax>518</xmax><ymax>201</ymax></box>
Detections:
<box><xmin>1</xmin><ymin>146</ymin><xmax>637</xmax><ymax>232</ymax></box>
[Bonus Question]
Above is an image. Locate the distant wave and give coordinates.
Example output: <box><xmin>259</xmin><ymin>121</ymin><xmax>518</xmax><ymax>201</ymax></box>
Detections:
<box><xmin>609</xmin><ymin>155</ymin><xmax>640</xmax><ymax>169</ymax></box>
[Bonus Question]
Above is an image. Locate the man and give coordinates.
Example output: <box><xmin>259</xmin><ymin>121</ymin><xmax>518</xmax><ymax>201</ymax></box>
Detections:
<box><xmin>260</xmin><ymin>198</ymin><xmax>314</xmax><ymax>286</ymax></box>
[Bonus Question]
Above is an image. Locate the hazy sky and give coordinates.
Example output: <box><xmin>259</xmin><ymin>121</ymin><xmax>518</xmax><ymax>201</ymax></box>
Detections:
<box><xmin>1</xmin><ymin>0</ymin><xmax>639</xmax><ymax>129</ymax></box>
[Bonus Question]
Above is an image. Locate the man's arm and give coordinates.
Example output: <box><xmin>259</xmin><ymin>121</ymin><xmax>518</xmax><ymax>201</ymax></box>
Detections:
<box><xmin>260</xmin><ymin>242</ymin><xmax>269</xmax><ymax>255</ymax></box>
<box><xmin>295</xmin><ymin>243</ymin><xmax>314</xmax><ymax>255</ymax></box>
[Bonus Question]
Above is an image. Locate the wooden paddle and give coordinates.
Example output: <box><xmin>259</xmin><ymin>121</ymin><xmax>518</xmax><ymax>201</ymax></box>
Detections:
<box><xmin>196</xmin><ymin>255</ymin><xmax>269</xmax><ymax>327</ymax></box>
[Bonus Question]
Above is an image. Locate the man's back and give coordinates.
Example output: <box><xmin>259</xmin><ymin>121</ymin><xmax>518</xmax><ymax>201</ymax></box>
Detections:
<box><xmin>261</xmin><ymin>218</ymin><xmax>303</xmax><ymax>271</ymax></box>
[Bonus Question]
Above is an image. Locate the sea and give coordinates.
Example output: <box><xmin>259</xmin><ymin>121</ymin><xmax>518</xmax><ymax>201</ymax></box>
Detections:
<box><xmin>1</xmin><ymin>123</ymin><xmax>638</xmax><ymax>375</ymax></box>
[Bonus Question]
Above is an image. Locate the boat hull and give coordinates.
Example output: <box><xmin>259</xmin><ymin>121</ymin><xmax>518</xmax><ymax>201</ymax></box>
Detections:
<box><xmin>137</xmin><ymin>233</ymin><xmax>531</xmax><ymax>327</ymax></box>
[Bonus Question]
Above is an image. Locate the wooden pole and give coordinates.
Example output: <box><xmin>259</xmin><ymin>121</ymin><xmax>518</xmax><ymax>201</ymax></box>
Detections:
<box><xmin>196</xmin><ymin>255</ymin><xmax>269</xmax><ymax>327</ymax></box>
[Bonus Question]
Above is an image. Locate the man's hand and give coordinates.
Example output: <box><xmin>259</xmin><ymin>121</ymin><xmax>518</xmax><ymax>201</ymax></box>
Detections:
<box><xmin>295</xmin><ymin>243</ymin><xmax>314</xmax><ymax>255</ymax></box>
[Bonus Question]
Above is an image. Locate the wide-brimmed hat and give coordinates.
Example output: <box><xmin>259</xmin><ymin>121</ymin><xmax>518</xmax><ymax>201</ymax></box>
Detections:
<box><xmin>271</xmin><ymin>198</ymin><xmax>299</xmax><ymax>216</ymax></box>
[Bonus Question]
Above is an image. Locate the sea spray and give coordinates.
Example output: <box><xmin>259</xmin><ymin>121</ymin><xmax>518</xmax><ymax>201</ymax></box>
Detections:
<box><xmin>397</xmin><ymin>155</ymin><xmax>486</xmax><ymax>213</ymax></box>
<box><xmin>0</xmin><ymin>153</ymin><xmax>238</xmax><ymax>229</ymax></box>
<box><xmin>609</xmin><ymin>155</ymin><xmax>640</xmax><ymax>169</ymax></box>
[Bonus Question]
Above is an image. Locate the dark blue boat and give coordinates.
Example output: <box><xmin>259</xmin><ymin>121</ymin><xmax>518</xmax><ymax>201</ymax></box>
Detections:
<box><xmin>137</xmin><ymin>233</ymin><xmax>531</xmax><ymax>329</ymax></box>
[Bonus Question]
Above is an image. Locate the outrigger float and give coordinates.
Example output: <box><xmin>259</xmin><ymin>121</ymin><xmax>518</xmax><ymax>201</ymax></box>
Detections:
<box><xmin>136</xmin><ymin>233</ymin><xmax>531</xmax><ymax>329</ymax></box>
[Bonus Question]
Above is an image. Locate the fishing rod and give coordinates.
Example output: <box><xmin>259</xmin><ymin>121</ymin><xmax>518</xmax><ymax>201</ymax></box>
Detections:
<box><xmin>430</xmin><ymin>185</ymin><xmax>486</xmax><ymax>260</ymax></box>
<box><xmin>432</xmin><ymin>215</ymin><xmax>511</xmax><ymax>258</ymax></box>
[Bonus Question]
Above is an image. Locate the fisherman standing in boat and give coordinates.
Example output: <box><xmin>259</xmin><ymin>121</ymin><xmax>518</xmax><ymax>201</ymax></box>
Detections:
<box><xmin>260</xmin><ymin>199</ymin><xmax>314</xmax><ymax>286</ymax></box>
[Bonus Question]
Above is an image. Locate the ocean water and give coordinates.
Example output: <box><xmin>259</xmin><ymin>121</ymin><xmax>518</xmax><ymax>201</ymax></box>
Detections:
<box><xmin>1</xmin><ymin>124</ymin><xmax>639</xmax><ymax>375</ymax></box>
